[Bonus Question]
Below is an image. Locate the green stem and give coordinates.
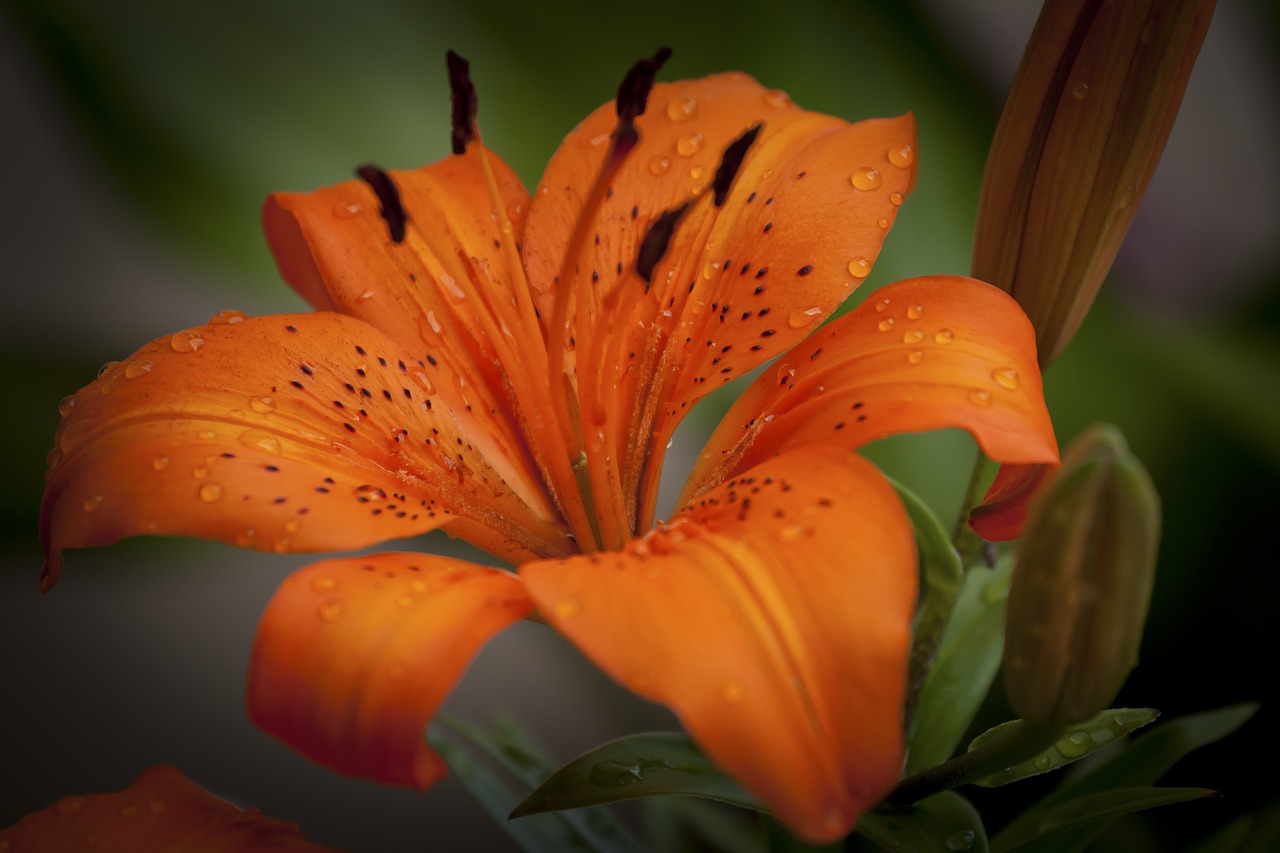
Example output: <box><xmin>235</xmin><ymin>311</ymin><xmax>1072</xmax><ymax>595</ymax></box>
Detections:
<box><xmin>887</xmin><ymin>720</ymin><xmax>1063</xmax><ymax>806</ymax></box>
<box><xmin>952</xmin><ymin>450</ymin><xmax>997</xmax><ymax>568</ymax></box>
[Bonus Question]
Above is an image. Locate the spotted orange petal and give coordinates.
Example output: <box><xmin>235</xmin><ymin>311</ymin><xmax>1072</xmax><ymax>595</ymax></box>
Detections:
<box><xmin>522</xmin><ymin>72</ymin><xmax>917</xmax><ymax>530</ymax></box>
<box><xmin>247</xmin><ymin>552</ymin><xmax>531</xmax><ymax>789</ymax></box>
<box><xmin>681</xmin><ymin>276</ymin><xmax>1059</xmax><ymax>508</ymax></box>
<box><xmin>1</xmin><ymin>765</ymin><xmax>335</xmax><ymax>851</ymax></box>
<box><xmin>41</xmin><ymin>311</ymin><xmax>568</xmax><ymax>590</ymax></box>
<box><xmin>521</xmin><ymin>446</ymin><xmax>915</xmax><ymax>843</ymax></box>
<box><xmin>263</xmin><ymin>148</ymin><xmax>566</xmax><ymax>530</ymax></box>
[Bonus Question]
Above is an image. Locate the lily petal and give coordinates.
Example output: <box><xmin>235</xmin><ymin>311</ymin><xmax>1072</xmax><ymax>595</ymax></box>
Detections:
<box><xmin>523</xmin><ymin>73</ymin><xmax>917</xmax><ymax>528</ymax></box>
<box><xmin>681</xmin><ymin>276</ymin><xmax>1058</xmax><ymax>509</ymax></box>
<box><xmin>521</xmin><ymin>446</ymin><xmax>915</xmax><ymax>843</ymax></box>
<box><xmin>969</xmin><ymin>461</ymin><xmax>1056</xmax><ymax>541</ymax></box>
<box><xmin>1</xmin><ymin>764</ymin><xmax>335</xmax><ymax>851</ymax></box>
<box><xmin>41</xmin><ymin>312</ymin><xmax>567</xmax><ymax>590</ymax></box>
<box><xmin>263</xmin><ymin>149</ymin><xmax>561</xmax><ymax>525</ymax></box>
<box><xmin>247</xmin><ymin>553</ymin><xmax>531</xmax><ymax>789</ymax></box>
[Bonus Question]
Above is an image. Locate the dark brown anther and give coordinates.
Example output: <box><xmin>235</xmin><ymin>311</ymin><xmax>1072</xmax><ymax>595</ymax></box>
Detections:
<box><xmin>636</xmin><ymin>200</ymin><xmax>692</xmax><ymax>289</ymax></box>
<box><xmin>612</xmin><ymin>47</ymin><xmax>672</xmax><ymax>155</ymax></box>
<box><xmin>446</xmin><ymin>50</ymin><xmax>477</xmax><ymax>155</ymax></box>
<box><xmin>356</xmin><ymin>164</ymin><xmax>407</xmax><ymax>243</ymax></box>
<box><xmin>713</xmin><ymin>123</ymin><xmax>763</xmax><ymax>207</ymax></box>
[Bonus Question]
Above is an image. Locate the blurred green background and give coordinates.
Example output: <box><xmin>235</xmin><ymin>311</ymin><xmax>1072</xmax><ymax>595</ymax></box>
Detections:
<box><xmin>2</xmin><ymin>0</ymin><xmax>1277</xmax><ymax>849</ymax></box>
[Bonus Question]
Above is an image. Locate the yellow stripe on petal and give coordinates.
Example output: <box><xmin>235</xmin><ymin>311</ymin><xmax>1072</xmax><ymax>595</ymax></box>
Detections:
<box><xmin>521</xmin><ymin>447</ymin><xmax>915</xmax><ymax>843</ymax></box>
<box><xmin>247</xmin><ymin>553</ymin><xmax>531</xmax><ymax>789</ymax></box>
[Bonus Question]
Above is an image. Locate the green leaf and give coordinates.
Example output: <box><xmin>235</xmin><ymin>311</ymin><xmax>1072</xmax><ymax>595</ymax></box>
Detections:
<box><xmin>969</xmin><ymin>708</ymin><xmax>1159</xmax><ymax>787</ymax></box>
<box><xmin>993</xmin><ymin>703</ymin><xmax>1257</xmax><ymax>852</ymax></box>
<box><xmin>510</xmin><ymin>732</ymin><xmax>763</xmax><ymax>818</ymax></box>
<box><xmin>991</xmin><ymin>787</ymin><xmax>1218</xmax><ymax>851</ymax></box>
<box><xmin>856</xmin><ymin>792</ymin><xmax>989</xmax><ymax>853</ymax></box>
<box><xmin>430</xmin><ymin>717</ymin><xmax>644</xmax><ymax>853</ymax></box>
<box><xmin>906</xmin><ymin>556</ymin><xmax>1013</xmax><ymax>775</ymax></box>
<box><xmin>642</xmin><ymin>798</ymin><xmax>767</xmax><ymax>853</ymax></box>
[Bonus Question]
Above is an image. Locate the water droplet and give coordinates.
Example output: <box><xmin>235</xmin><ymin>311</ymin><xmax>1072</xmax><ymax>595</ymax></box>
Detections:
<box><xmin>689</xmin><ymin>164</ymin><xmax>705</xmax><ymax>182</ymax></box>
<box><xmin>720</xmin><ymin>679</ymin><xmax>746</xmax><ymax>703</ymax></box>
<box><xmin>1033</xmin><ymin>754</ymin><xmax>1052</xmax><ymax>770</ymax></box>
<box><xmin>198</xmin><ymin>429</ymin><xmax>217</xmax><ymax>441</ymax></box>
<box><xmin>97</xmin><ymin>361</ymin><xmax>119</xmax><ymax>379</ymax></box>
<box><xmin>283</xmin><ymin>518</ymin><xmax>300</xmax><ymax>534</ymax></box>
<box><xmin>889</xmin><ymin>191</ymin><xmax>904</xmax><ymax>206</ymax></box>
<box><xmin>208</xmin><ymin>309</ymin><xmax>246</xmax><ymax>324</ymax></box>
<box><xmin>701</xmin><ymin>260</ymin><xmax>721</xmax><ymax>280</ymax></box>
<box><xmin>648</xmin><ymin>156</ymin><xmax>671</xmax><ymax>176</ymax></box>
<box><xmin>907</xmin><ymin>350</ymin><xmax>924</xmax><ymax>365</ymax></box>
<box><xmin>440</xmin><ymin>273</ymin><xmax>466</xmax><ymax>301</ymax></box>
<box><xmin>99</xmin><ymin>381</ymin><xmax>115</xmax><ymax>395</ymax></box>
<box><xmin>46</xmin><ymin>447</ymin><xmax>62</xmax><ymax>467</ymax></box>
<box><xmin>56</xmin><ymin>796</ymin><xmax>86</xmax><ymax>816</ymax></box>
<box><xmin>779</xmin><ymin>524</ymin><xmax>805</xmax><ymax>542</ymax></box>
<box><xmin>902</xmin><ymin>329</ymin><xmax>925</xmax><ymax>344</ymax></box>
<box><xmin>788</xmin><ymin>307</ymin><xmax>823</xmax><ymax>329</ymax></box>
<box><xmin>82</xmin><ymin>495</ymin><xmax>103</xmax><ymax>513</ymax></box>
<box><xmin>878</xmin><ymin>317</ymin><xmax>895</xmax><ymax>332</ymax></box>
<box><xmin>944</xmin><ymin>830</ymin><xmax>976</xmax><ymax>851</ymax></box>
<box><xmin>968</xmin><ymin>389</ymin><xmax>993</xmax><ymax>408</ymax></box>
<box><xmin>311</xmin><ymin>575</ymin><xmax>337</xmax><ymax>593</ymax></box>
<box><xmin>877</xmin><ymin>216</ymin><xmax>890</xmax><ymax>229</ymax></box>
<box><xmin>934</xmin><ymin>328</ymin><xmax>955</xmax><ymax>344</ymax></box>
<box><xmin>589</xmin><ymin>132</ymin><xmax>610</xmax><ymax>147</ymax></box>
<box><xmin>666</xmin><ymin>94</ymin><xmax>697</xmax><ymax>122</ymax></box>
<box><xmin>1072</xmin><ymin>82</ymin><xmax>1089</xmax><ymax>100</ymax></box>
<box><xmin>992</xmin><ymin>367</ymin><xmax>1020</xmax><ymax>389</ymax></box>
<box><xmin>353</xmin><ymin>484</ymin><xmax>386</xmax><ymax>501</ymax></box>
<box><xmin>888</xmin><ymin>143</ymin><xmax>915</xmax><ymax>168</ymax></box>
<box><xmin>152</xmin><ymin>456</ymin><xmax>171</xmax><ymax>471</ymax></box>
<box><xmin>199</xmin><ymin>483</ymin><xmax>223</xmax><ymax>502</ymax></box>
<box><xmin>317</xmin><ymin>601</ymin><xmax>343</xmax><ymax>622</ymax></box>
<box><xmin>333</xmin><ymin>200</ymin><xmax>362</xmax><ymax>218</ymax></box>
<box><xmin>849</xmin><ymin>167</ymin><xmax>883</xmax><ymax>191</ymax></box>
<box><xmin>238</xmin><ymin>429</ymin><xmax>282</xmax><ymax>455</ymax></box>
<box><xmin>170</xmin><ymin>330</ymin><xmax>205</xmax><ymax>353</ymax></box>
<box><xmin>58</xmin><ymin>394</ymin><xmax>76</xmax><ymax>417</ymax></box>
<box><xmin>250</xmin><ymin>395</ymin><xmax>277</xmax><ymax>414</ymax></box>
<box><xmin>1056</xmin><ymin>730</ymin><xmax>1093</xmax><ymax>758</ymax></box>
<box><xmin>763</xmin><ymin>89</ymin><xmax>791</xmax><ymax>109</ymax></box>
<box><xmin>1118</xmin><ymin>183</ymin><xmax>1135</xmax><ymax>209</ymax></box>
<box><xmin>123</xmin><ymin>358</ymin><xmax>154</xmax><ymax>379</ymax></box>
<box><xmin>119</xmin><ymin>805</ymin><xmax>139</xmax><ymax>819</ymax></box>
<box><xmin>554</xmin><ymin>598</ymin><xmax>581</xmax><ymax>619</ymax></box>
<box><xmin>848</xmin><ymin>257</ymin><xmax>872</xmax><ymax>278</ymax></box>
<box><xmin>356</xmin><ymin>289</ymin><xmax>375</xmax><ymax>304</ymax></box>
<box><xmin>907</xmin><ymin>303</ymin><xmax>924</xmax><ymax>320</ymax></box>
<box><xmin>874</xmin><ymin>297</ymin><xmax>890</xmax><ymax>313</ymax></box>
<box><xmin>676</xmin><ymin>132</ymin><xmax>704</xmax><ymax>157</ymax></box>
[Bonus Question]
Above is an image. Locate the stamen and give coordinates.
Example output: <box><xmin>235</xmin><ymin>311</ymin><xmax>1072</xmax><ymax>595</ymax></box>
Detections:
<box><xmin>446</xmin><ymin>50</ymin><xmax>478</xmax><ymax>155</ymax></box>
<box><xmin>355</xmin><ymin>164</ymin><xmax>407</xmax><ymax>243</ymax></box>
<box><xmin>712</xmin><ymin>122</ymin><xmax>763</xmax><ymax>207</ymax></box>
<box><xmin>612</xmin><ymin>46</ymin><xmax>672</xmax><ymax>156</ymax></box>
<box><xmin>636</xmin><ymin>201</ymin><xmax>693</xmax><ymax>288</ymax></box>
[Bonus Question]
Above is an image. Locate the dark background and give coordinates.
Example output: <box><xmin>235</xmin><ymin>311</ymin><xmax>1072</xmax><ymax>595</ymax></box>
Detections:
<box><xmin>2</xmin><ymin>1</ymin><xmax>1277</xmax><ymax>849</ymax></box>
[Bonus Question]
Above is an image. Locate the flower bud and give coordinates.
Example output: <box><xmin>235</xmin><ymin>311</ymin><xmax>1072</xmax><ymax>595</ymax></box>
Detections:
<box><xmin>1003</xmin><ymin>424</ymin><xmax>1160</xmax><ymax>725</ymax></box>
<box><xmin>972</xmin><ymin>0</ymin><xmax>1215</xmax><ymax>366</ymax></box>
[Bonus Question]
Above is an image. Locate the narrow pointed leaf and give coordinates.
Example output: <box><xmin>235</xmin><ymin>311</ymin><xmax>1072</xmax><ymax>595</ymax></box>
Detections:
<box><xmin>645</xmin><ymin>798</ymin><xmax>768</xmax><ymax>853</ymax></box>
<box><xmin>856</xmin><ymin>792</ymin><xmax>989</xmax><ymax>853</ymax></box>
<box><xmin>995</xmin><ymin>703</ymin><xmax>1256</xmax><ymax>851</ymax></box>
<box><xmin>992</xmin><ymin>787</ymin><xmax>1218</xmax><ymax>852</ymax></box>
<box><xmin>510</xmin><ymin>732</ymin><xmax>763</xmax><ymax>818</ymax></box>
<box><xmin>905</xmin><ymin>558</ymin><xmax>1012</xmax><ymax>775</ymax></box>
<box><xmin>969</xmin><ymin>708</ymin><xmax>1158</xmax><ymax>787</ymax></box>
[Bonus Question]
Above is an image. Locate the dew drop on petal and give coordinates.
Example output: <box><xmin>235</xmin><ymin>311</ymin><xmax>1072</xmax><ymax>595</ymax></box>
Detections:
<box><xmin>689</xmin><ymin>164</ymin><xmax>704</xmax><ymax>182</ymax></box>
<box><xmin>888</xmin><ymin>143</ymin><xmax>914</xmax><ymax>167</ymax></box>
<box><xmin>874</xmin><ymin>297</ymin><xmax>890</xmax><ymax>313</ymax></box>
<box><xmin>82</xmin><ymin>495</ymin><xmax>104</xmax><ymax>513</ymax></box>
<box><xmin>284</xmin><ymin>518</ymin><xmax>300</xmax><ymax>534</ymax></box>
<box><xmin>878</xmin><ymin>216</ymin><xmax>890</xmax><ymax>229</ymax></box>
<box><xmin>98</xmin><ymin>361</ymin><xmax>119</xmax><ymax>379</ymax></box>
<box><xmin>848</xmin><ymin>257</ymin><xmax>872</xmax><ymax>279</ymax></box>
<box><xmin>554</xmin><ymin>598</ymin><xmax>581</xmax><ymax>620</ymax></box>
<box><xmin>238</xmin><ymin>429</ymin><xmax>282</xmax><ymax>455</ymax></box>
<box><xmin>788</xmin><ymin>307</ymin><xmax>823</xmax><ymax>329</ymax></box>
<box><xmin>992</xmin><ymin>367</ymin><xmax>1020</xmax><ymax>389</ymax></box>
<box><xmin>779</xmin><ymin>523</ymin><xmax>805</xmax><ymax>542</ymax></box>
<box><xmin>56</xmin><ymin>797</ymin><xmax>86</xmax><ymax>816</ymax></box>
<box><xmin>648</xmin><ymin>156</ymin><xmax>671</xmax><ymax>176</ymax></box>
<box><xmin>763</xmin><ymin>89</ymin><xmax>791</xmax><ymax>109</ymax></box>
<box><xmin>968</xmin><ymin>389</ymin><xmax>994</xmax><ymax>408</ymax></box>
<box><xmin>934</xmin><ymin>328</ymin><xmax>955</xmax><ymax>345</ymax></box>
<box><xmin>356</xmin><ymin>289</ymin><xmax>376</xmax><ymax>304</ymax></box>
<box><xmin>676</xmin><ymin>132</ymin><xmax>704</xmax><ymax>156</ymax></box>
<box><xmin>310</xmin><ymin>575</ymin><xmax>337</xmax><ymax>593</ymax></box>
<box><xmin>353</xmin><ymin>484</ymin><xmax>387</xmax><ymax>501</ymax></box>
<box><xmin>317</xmin><ymin>601</ymin><xmax>343</xmax><ymax>622</ymax></box>
<box><xmin>701</xmin><ymin>261</ymin><xmax>721</xmax><ymax>280</ymax></box>
<box><xmin>1072</xmin><ymin>82</ymin><xmax>1089</xmax><ymax>100</ymax></box>
<box><xmin>208</xmin><ymin>309</ymin><xmax>246</xmax><ymax>324</ymax></box>
<box><xmin>945</xmin><ymin>830</ymin><xmax>976</xmax><ymax>851</ymax></box>
<box><xmin>878</xmin><ymin>317</ymin><xmax>896</xmax><ymax>332</ymax></box>
<box><xmin>889</xmin><ymin>191</ymin><xmax>905</xmax><ymax>206</ymax></box>
<box><xmin>58</xmin><ymin>395</ymin><xmax>76</xmax><ymax>417</ymax></box>
<box><xmin>152</xmin><ymin>456</ymin><xmax>171</xmax><ymax>471</ymax></box>
<box><xmin>170</xmin><ymin>330</ymin><xmax>205</xmax><ymax>353</ymax></box>
<box><xmin>720</xmin><ymin>679</ymin><xmax>746</xmax><ymax>704</ymax></box>
<box><xmin>666</xmin><ymin>94</ymin><xmax>697</xmax><ymax>122</ymax></box>
<box><xmin>902</xmin><ymin>329</ymin><xmax>925</xmax><ymax>344</ymax></box>
<box><xmin>907</xmin><ymin>350</ymin><xmax>924</xmax><ymax>365</ymax></box>
<box><xmin>333</xmin><ymin>200</ymin><xmax>362</xmax><ymax>218</ymax></box>
<box><xmin>198</xmin><ymin>429</ymin><xmax>217</xmax><ymax>441</ymax></box>
<box><xmin>199</xmin><ymin>483</ymin><xmax>223</xmax><ymax>502</ymax></box>
<box><xmin>907</xmin><ymin>303</ymin><xmax>924</xmax><ymax>320</ymax></box>
<box><xmin>250</xmin><ymin>395</ymin><xmax>277</xmax><ymax>414</ymax></box>
<box><xmin>124</xmin><ymin>358</ymin><xmax>154</xmax><ymax>379</ymax></box>
<box><xmin>849</xmin><ymin>167</ymin><xmax>883</xmax><ymax>191</ymax></box>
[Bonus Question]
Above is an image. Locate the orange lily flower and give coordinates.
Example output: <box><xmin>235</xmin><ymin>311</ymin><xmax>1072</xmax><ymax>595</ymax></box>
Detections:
<box><xmin>40</xmin><ymin>51</ymin><xmax>1057</xmax><ymax>842</ymax></box>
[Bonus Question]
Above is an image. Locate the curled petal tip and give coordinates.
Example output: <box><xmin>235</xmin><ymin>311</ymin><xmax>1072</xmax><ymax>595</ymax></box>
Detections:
<box><xmin>40</xmin><ymin>553</ymin><xmax>61</xmax><ymax>593</ymax></box>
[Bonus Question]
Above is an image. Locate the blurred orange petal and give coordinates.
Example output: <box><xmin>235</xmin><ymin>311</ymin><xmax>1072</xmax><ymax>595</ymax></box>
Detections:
<box><xmin>521</xmin><ymin>446</ymin><xmax>915</xmax><ymax>842</ymax></box>
<box><xmin>1</xmin><ymin>765</ymin><xmax>335</xmax><ymax>851</ymax></box>
<box><xmin>247</xmin><ymin>553</ymin><xmax>531</xmax><ymax>789</ymax></box>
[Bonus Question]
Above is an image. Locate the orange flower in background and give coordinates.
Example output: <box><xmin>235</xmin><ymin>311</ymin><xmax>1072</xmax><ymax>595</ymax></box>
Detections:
<box><xmin>40</xmin><ymin>50</ymin><xmax>1057</xmax><ymax>842</ymax></box>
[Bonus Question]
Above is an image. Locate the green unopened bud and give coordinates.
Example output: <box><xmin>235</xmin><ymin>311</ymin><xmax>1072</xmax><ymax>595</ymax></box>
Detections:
<box><xmin>972</xmin><ymin>0</ymin><xmax>1215</xmax><ymax>366</ymax></box>
<box><xmin>1003</xmin><ymin>424</ymin><xmax>1160</xmax><ymax>725</ymax></box>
